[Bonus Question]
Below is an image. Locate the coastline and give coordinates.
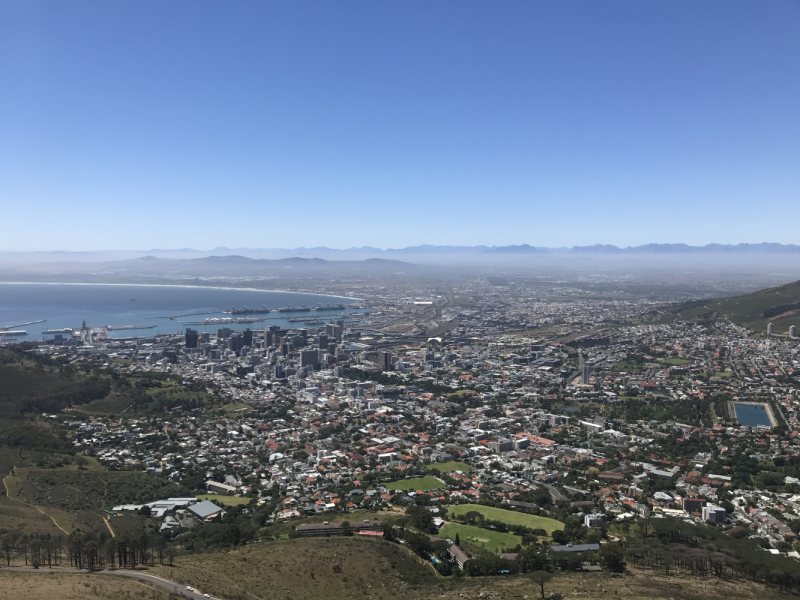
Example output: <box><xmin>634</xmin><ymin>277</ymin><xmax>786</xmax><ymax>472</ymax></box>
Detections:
<box><xmin>0</xmin><ymin>281</ymin><xmax>363</xmax><ymax>303</ymax></box>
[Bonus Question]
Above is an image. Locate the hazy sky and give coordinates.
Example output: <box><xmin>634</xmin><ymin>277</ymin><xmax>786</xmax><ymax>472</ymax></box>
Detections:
<box><xmin>1</xmin><ymin>1</ymin><xmax>798</xmax><ymax>251</ymax></box>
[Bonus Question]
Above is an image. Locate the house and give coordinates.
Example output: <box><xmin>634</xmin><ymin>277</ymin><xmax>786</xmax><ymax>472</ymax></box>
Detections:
<box><xmin>449</xmin><ymin>544</ymin><xmax>471</xmax><ymax>569</ymax></box>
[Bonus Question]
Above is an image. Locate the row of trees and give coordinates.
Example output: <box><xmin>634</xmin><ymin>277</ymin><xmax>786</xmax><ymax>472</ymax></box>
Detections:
<box><xmin>0</xmin><ymin>530</ymin><xmax>175</xmax><ymax>570</ymax></box>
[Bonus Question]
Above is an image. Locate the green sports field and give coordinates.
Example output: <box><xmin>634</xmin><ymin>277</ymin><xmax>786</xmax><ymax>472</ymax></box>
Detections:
<box><xmin>438</xmin><ymin>522</ymin><xmax>521</xmax><ymax>553</ymax></box>
<box><xmin>445</xmin><ymin>504</ymin><xmax>563</xmax><ymax>534</ymax></box>
<box><xmin>196</xmin><ymin>494</ymin><xmax>252</xmax><ymax>506</ymax></box>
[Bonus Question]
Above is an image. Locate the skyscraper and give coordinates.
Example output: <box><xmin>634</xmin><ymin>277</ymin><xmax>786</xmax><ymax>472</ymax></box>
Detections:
<box><xmin>185</xmin><ymin>328</ymin><xmax>199</xmax><ymax>349</ymax></box>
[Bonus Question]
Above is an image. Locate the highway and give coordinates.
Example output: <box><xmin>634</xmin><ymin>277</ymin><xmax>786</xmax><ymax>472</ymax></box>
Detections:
<box><xmin>0</xmin><ymin>566</ymin><xmax>212</xmax><ymax>599</ymax></box>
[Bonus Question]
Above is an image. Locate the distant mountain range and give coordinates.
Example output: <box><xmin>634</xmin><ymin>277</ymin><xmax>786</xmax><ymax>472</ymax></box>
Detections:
<box><xmin>3</xmin><ymin>243</ymin><xmax>800</xmax><ymax>269</ymax></box>
<box><xmin>200</xmin><ymin>242</ymin><xmax>800</xmax><ymax>255</ymax></box>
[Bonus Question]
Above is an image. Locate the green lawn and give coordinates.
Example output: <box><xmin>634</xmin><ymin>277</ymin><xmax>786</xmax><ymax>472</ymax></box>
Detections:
<box><xmin>196</xmin><ymin>494</ymin><xmax>252</xmax><ymax>506</ymax></box>
<box><xmin>714</xmin><ymin>371</ymin><xmax>734</xmax><ymax>378</ymax></box>
<box><xmin>383</xmin><ymin>476</ymin><xmax>445</xmax><ymax>491</ymax></box>
<box><xmin>445</xmin><ymin>504</ymin><xmax>563</xmax><ymax>534</ymax></box>
<box><xmin>613</xmin><ymin>360</ymin><xmax>647</xmax><ymax>373</ymax></box>
<box><xmin>424</xmin><ymin>461</ymin><xmax>472</xmax><ymax>473</ymax></box>
<box><xmin>659</xmin><ymin>357</ymin><xmax>691</xmax><ymax>366</ymax></box>
<box><xmin>438</xmin><ymin>522</ymin><xmax>521</xmax><ymax>554</ymax></box>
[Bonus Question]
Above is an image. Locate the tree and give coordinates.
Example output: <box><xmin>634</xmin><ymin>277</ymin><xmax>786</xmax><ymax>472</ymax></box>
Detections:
<box><xmin>340</xmin><ymin>521</ymin><xmax>352</xmax><ymax>536</ymax></box>
<box><xmin>551</xmin><ymin>530</ymin><xmax>568</xmax><ymax>545</ymax></box>
<box><xmin>600</xmin><ymin>542</ymin><xmax>626</xmax><ymax>573</ymax></box>
<box><xmin>455</xmin><ymin>533</ymin><xmax>461</xmax><ymax>547</ymax></box>
<box><xmin>531</xmin><ymin>570</ymin><xmax>553</xmax><ymax>599</ymax></box>
<box><xmin>1</xmin><ymin>536</ymin><xmax>12</xmax><ymax>566</ymax></box>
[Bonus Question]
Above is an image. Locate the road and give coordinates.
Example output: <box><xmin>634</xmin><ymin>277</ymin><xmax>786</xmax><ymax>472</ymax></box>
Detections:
<box><xmin>542</xmin><ymin>483</ymin><xmax>567</xmax><ymax>503</ymax></box>
<box><xmin>0</xmin><ymin>566</ymin><xmax>212</xmax><ymax>599</ymax></box>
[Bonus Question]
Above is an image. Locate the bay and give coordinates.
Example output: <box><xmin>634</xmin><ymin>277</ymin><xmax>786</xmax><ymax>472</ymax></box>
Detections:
<box><xmin>0</xmin><ymin>283</ymin><xmax>364</xmax><ymax>340</ymax></box>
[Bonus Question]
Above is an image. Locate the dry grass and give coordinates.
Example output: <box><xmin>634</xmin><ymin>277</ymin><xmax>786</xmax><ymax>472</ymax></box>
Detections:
<box><xmin>0</xmin><ymin>571</ymin><xmax>174</xmax><ymax>600</ymax></box>
<box><xmin>152</xmin><ymin>536</ymin><xmax>436</xmax><ymax>600</ymax></box>
<box><xmin>459</xmin><ymin>569</ymin><xmax>780</xmax><ymax>600</ymax></box>
<box><xmin>150</xmin><ymin>538</ymin><xmax>782</xmax><ymax>600</ymax></box>
<box><xmin>0</xmin><ymin>497</ymin><xmax>64</xmax><ymax>536</ymax></box>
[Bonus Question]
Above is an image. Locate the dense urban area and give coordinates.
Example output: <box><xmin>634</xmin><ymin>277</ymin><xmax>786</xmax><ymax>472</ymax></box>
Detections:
<box><xmin>2</xmin><ymin>273</ymin><xmax>800</xmax><ymax>600</ymax></box>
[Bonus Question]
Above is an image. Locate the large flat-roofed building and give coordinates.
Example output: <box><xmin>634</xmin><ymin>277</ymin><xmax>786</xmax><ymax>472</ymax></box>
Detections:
<box><xmin>205</xmin><ymin>480</ymin><xmax>237</xmax><ymax>495</ymax></box>
<box><xmin>550</xmin><ymin>543</ymin><xmax>600</xmax><ymax>553</ymax></box>
<box><xmin>188</xmin><ymin>500</ymin><xmax>226</xmax><ymax>522</ymax></box>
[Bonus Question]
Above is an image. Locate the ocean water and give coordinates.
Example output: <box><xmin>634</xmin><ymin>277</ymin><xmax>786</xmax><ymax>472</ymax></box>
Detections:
<box><xmin>0</xmin><ymin>283</ymin><xmax>365</xmax><ymax>340</ymax></box>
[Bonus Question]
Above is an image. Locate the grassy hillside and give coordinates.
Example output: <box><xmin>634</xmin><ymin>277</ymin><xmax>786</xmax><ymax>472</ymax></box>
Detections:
<box><xmin>150</xmin><ymin>537</ymin><xmax>774</xmax><ymax>600</ymax></box>
<box><xmin>670</xmin><ymin>278</ymin><xmax>800</xmax><ymax>333</ymax></box>
<box><xmin>154</xmin><ymin>536</ymin><xmax>436</xmax><ymax>600</ymax></box>
<box><xmin>7</xmin><ymin>467</ymin><xmax>193</xmax><ymax>512</ymax></box>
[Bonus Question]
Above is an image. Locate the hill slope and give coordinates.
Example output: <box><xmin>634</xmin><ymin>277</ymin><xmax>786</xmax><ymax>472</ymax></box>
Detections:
<box><xmin>152</xmin><ymin>537</ymin><xmax>772</xmax><ymax>600</ymax></box>
<box><xmin>671</xmin><ymin>279</ymin><xmax>800</xmax><ymax>333</ymax></box>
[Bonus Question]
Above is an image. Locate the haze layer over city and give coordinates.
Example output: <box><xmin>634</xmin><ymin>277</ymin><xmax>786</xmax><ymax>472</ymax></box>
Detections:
<box><xmin>1</xmin><ymin>3</ymin><xmax>799</xmax><ymax>600</ymax></box>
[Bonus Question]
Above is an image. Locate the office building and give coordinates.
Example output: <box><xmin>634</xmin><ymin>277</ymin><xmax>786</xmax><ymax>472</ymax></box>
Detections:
<box><xmin>300</xmin><ymin>349</ymin><xmax>320</xmax><ymax>369</ymax></box>
<box><xmin>185</xmin><ymin>328</ymin><xmax>199</xmax><ymax>349</ymax></box>
<box><xmin>581</xmin><ymin>363</ymin><xmax>591</xmax><ymax>385</ymax></box>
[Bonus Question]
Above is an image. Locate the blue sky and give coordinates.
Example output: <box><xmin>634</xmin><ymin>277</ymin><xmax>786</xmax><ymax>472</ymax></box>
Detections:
<box><xmin>1</xmin><ymin>1</ymin><xmax>798</xmax><ymax>251</ymax></box>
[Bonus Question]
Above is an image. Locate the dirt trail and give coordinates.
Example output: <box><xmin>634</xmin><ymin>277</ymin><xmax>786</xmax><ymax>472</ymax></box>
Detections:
<box><xmin>103</xmin><ymin>515</ymin><xmax>116</xmax><ymax>537</ymax></box>
<box><xmin>3</xmin><ymin>470</ymin><xmax>70</xmax><ymax>536</ymax></box>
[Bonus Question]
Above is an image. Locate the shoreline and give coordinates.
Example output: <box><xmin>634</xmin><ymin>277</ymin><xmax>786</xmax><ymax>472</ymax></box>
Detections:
<box><xmin>0</xmin><ymin>281</ymin><xmax>363</xmax><ymax>303</ymax></box>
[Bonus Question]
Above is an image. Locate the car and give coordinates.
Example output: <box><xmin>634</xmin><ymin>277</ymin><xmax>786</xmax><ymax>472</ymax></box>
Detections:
<box><xmin>204</xmin><ymin>595</ymin><xmax>210</xmax><ymax>598</ymax></box>
<box><xmin>186</xmin><ymin>586</ymin><xmax>194</xmax><ymax>591</ymax></box>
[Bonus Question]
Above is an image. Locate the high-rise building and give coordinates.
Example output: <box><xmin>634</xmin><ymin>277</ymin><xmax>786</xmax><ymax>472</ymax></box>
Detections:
<box><xmin>242</xmin><ymin>328</ymin><xmax>253</xmax><ymax>347</ymax></box>
<box><xmin>377</xmin><ymin>351</ymin><xmax>392</xmax><ymax>371</ymax></box>
<box><xmin>790</xmin><ymin>325</ymin><xmax>797</xmax><ymax>338</ymax></box>
<box><xmin>185</xmin><ymin>328</ymin><xmax>199</xmax><ymax>349</ymax></box>
<box><xmin>579</xmin><ymin>354</ymin><xmax>590</xmax><ymax>384</ymax></box>
<box><xmin>767</xmin><ymin>322</ymin><xmax>774</xmax><ymax>336</ymax></box>
<box><xmin>325</xmin><ymin>322</ymin><xmax>342</xmax><ymax>341</ymax></box>
<box><xmin>300</xmin><ymin>349</ymin><xmax>319</xmax><ymax>368</ymax></box>
<box><xmin>581</xmin><ymin>363</ymin><xmax>591</xmax><ymax>385</ymax></box>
